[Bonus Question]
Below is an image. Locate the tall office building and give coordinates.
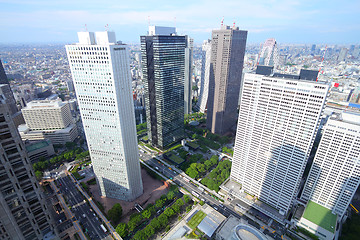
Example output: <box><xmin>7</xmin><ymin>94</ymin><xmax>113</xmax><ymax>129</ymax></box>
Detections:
<box><xmin>258</xmin><ymin>38</ymin><xmax>280</xmax><ymax>68</ymax></box>
<box><xmin>337</xmin><ymin>48</ymin><xmax>348</xmax><ymax>62</ymax></box>
<box><xmin>0</xmin><ymin>59</ymin><xmax>9</xmax><ymax>85</ymax></box>
<box><xmin>0</xmin><ymin>99</ymin><xmax>54</xmax><ymax>239</ymax></box>
<box><xmin>231</xmin><ymin>67</ymin><xmax>329</xmax><ymax>214</ymax></box>
<box><xmin>197</xmin><ymin>40</ymin><xmax>211</xmax><ymax>113</ymax></box>
<box><xmin>301</xmin><ymin>112</ymin><xmax>360</xmax><ymax>218</ymax></box>
<box><xmin>206</xmin><ymin>25</ymin><xmax>247</xmax><ymax>135</ymax></box>
<box><xmin>184</xmin><ymin>35</ymin><xmax>194</xmax><ymax>115</ymax></box>
<box><xmin>141</xmin><ymin>26</ymin><xmax>185</xmax><ymax>148</ymax></box>
<box><xmin>66</xmin><ymin>31</ymin><xmax>143</xmax><ymax>201</ymax></box>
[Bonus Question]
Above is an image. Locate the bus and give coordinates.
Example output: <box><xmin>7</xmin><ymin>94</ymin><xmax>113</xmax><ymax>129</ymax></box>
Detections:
<box><xmin>100</xmin><ymin>224</ymin><xmax>107</xmax><ymax>233</ymax></box>
<box><xmin>192</xmin><ymin>191</ymin><xmax>199</xmax><ymax>198</ymax></box>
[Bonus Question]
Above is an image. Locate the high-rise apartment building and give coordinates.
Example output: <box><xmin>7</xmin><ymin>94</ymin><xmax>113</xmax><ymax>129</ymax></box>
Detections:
<box><xmin>258</xmin><ymin>38</ymin><xmax>280</xmax><ymax>68</ymax></box>
<box><xmin>301</xmin><ymin>112</ymin><xmax>360</xmax><ymax>217</ymax></box>
<box><xmin>184</xmin><ymin>35</ymin><xmax>193</xmax><ymax>115</ymax></box>
<box><xmin>231</xmin><ymin>67</ymin><xmax>329</xmax><ymax>214</ymax></box>
<box><xmin>0</xmin><ymin>99</ymin><xmax>54</xmax><ymax>239</ymax></box>
<box><xmin>206</xmin><ymin>25</ymin><xmax>247</xmax><ymax>135</ymax></box>
<box><xmin>66</xmin><ymin>31</ymin><xmax>143</xmax><ymax>201</ymax></box>
<box><xmin>197</xmin><ymin>40</ymin><xmax>211</xmax><ymax>113</ymax></box>
<box><xmin>141</xmin><ymin>26</ymin><xmax>185</xmax><ymax>148</ymax></box>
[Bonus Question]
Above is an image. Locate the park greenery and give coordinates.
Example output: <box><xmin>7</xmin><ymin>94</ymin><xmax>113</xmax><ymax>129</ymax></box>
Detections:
<box><xmin>183</xmin><ymin>155</ymin><xmax>218</xmax><ymax>180</ymax></box>
<box><xmin>115</xmin><ymin>186</ymin><xmax>193</xmax><ymax>240</ymax></box>
<box><xmin>33</xmin><ymin>147</ymin><xmax>89</xmax><ymax>179</ymax></box>
<box><xmin>136</xmin><ymin>123</ymin><xmax>147</xmax><ymax>135</ymax></box>
<box><xmin>222</xmin><ymin>146</ymin><xmax>233</xmax><ymax>156</ymax></box>
<box><xmin>108</xmin><ymin>203</ymin><xmax>123</xmax><ymax>225</ymax></box>
<box><xmin>201</xmin><ymin>159</ymin><xmax>231</xmax><ymax>192</ymax></box>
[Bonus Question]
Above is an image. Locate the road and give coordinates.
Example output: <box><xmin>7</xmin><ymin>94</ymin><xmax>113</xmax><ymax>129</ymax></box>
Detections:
<box><xmin>139</xmin><ymin>147</ymin><xmax>287</xmax><ymax>240</ymax></box>
<box><xmin>56</xmin><ymin>174</ymin><xmax>110</xmax><ymax>240</ymax></box>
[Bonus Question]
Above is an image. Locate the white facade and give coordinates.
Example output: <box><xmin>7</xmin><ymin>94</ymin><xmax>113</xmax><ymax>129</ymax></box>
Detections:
<box><xmin>22</xmin><ymin>100</ymin><xmax>73</xmax><ymax>130</ymax></box>
<box><xmin>231</xmin><ymin>72</ymin><xmax>329</xmax><ymax>213</ymax></box>
<box><xmin>197</xmin><ymin>40</ymin><xmax>211</xmax><ymax>113</ymax></box>
<box><xmin>301</xmin><ymin>113</ymin><xmax>360</xmax><ymax>217</ymax></box>
<box><xmin>184</xmin><ymin>35</ymin><xmax>193</xmax><ymax>114</ymax></box>
<box><xmin>66</xmin><ymin>31</ymin><xmax>143</xmax><ymax>201</ymax></box>
<box><xmin>258</xmin><ymin>38</ymin><xmax>280</xmax><ymax>68</ymax></box>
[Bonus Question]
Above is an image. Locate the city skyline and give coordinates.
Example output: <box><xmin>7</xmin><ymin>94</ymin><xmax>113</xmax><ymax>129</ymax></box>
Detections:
<box><xmin>1</xmin><ymin>0</ymin><xmax>359</xmax><ymax>44</ymax></box>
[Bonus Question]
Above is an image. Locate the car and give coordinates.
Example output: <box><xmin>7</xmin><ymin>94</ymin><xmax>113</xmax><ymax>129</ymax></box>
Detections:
<box><xmin>93</xmin><ymin>213</ymin><xmax>96</xmax><ymax>217</ymax></box>
<box><xmin>219</xmin><ymin>204</ymin><xmax>224</xmax><ymax>208</ymax></box>
<box><xmin>214</xmin><ymin>206</ymin><xmax>218</xmax><ymax>210</ymax></box>
<box><xmin>83</xmin><ymin>214</ymin><xmax>86</xmax><ymax>218</ymax></box>
<box><xmin>155</xmin><ymin>167</ymin><xmax>159</xmax><ymax>170</ymax></box>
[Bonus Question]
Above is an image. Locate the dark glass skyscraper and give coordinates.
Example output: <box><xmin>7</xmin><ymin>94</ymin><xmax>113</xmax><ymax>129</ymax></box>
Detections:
<box><xmin>0</xmin><ymin>60</ymin><xmax>9</xmax><ymax>85</ymax></box>
<box><xmin>141</xmin><ymin>26</ymin><xmax>185</xmax><ymax>148</ymax></box>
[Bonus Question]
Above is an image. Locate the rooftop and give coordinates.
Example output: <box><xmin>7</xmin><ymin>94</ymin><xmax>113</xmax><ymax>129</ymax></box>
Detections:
<box><xmin>25</xmin><ymin>140</ymin><xmax>50</xmax><ymax>152</ymax></box>
<box><xmin>302</xmin><ymin>201</ymin><xmax>337</xmax><ymax>233</ymax></box>
<box><xmin>23</xmin><ymin>99</ymin><xmax>65</xmax><ymax>109</ymax></box>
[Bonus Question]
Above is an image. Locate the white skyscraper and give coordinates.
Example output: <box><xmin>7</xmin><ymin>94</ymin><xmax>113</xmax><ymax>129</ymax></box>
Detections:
<box><xmin>301</xmin><ymin>112</ymin><xmax>360</xmax><ymax>217</ymax></box>
<box><xmin>231</xmin><ymin>67</ymin><xmax>329</xmax><ymax>214</ymax></box>
<box><xmin>184</xmin><ymin>35</ymin><xmax>194</xmax><ymax>115</ymax></box>
<box><xmin>66</xmin><ymin>31</ymin><xmax>143</xmax><ymax>201</ymax></box>
<box><xmin>258</xmin><ymin>38</ymin><xmax>280</xmax><ymax>68</ymax></box>
<box><xmin>197</xmin><ymin>39</ymin><xmax>211</xmax><ymax>113</ymax></box>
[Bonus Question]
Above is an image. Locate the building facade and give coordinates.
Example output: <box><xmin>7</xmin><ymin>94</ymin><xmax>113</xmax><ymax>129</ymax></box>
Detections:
<box><xmin>21</xmin><ymin>100</ymin><xmax>73</xmax><ymax>130</ymax></box>
<box><xmin>66</xmin><ymin>31</ymin><xmax>143</xmax><ymax>201</ymax></box>
<box><xmin>301</xmin><ymin>112</ymin><xmax>360</xmax><ymax>217</ymax></box>
<box><xmin>0</xmin><ymin>100</ymin><xmax>55</xmax><ymax>239</ymax></box>
<box><xmin>197</xmin><ymin>39</ymin><xmax>211</xmax><ymax>113</ymax></box>
<box><xmin>184</xmin><ymin>35</ymin><xmax>194</xmax><ymax>115</ymax></box>
<box><xmin>206</xmin><ymin>25</ymin><xmax>247</xmax><ymax>135</ymax></box>
<box><xmin>141</xmin><ymin>26</ymin><xmax>185</xmax><ymax>148</ymax></box>
<box><xmin>231</xmin><ymin>68</ymin><xmax>329</xmax><ymax>214</ymax></box>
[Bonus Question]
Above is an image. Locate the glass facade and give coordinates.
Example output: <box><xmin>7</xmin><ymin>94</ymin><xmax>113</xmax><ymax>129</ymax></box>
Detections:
<box><xmin>141</xmin><ymin>35</ymin><xmax>185</xmax><ymax>148</ymax></box>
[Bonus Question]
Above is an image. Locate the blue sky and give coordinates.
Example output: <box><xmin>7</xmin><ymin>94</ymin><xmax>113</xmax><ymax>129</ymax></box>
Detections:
<box><xmin>0</xmin><ymin>0</ymin><xmax>359</xmax><ymax>44</ymax></box>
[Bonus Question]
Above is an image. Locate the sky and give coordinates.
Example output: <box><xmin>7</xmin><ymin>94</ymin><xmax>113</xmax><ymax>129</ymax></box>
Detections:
<box><xmin>0</xmin><ymin>0</ymin><xmax>359</xmax><ymax>45</ymax></box>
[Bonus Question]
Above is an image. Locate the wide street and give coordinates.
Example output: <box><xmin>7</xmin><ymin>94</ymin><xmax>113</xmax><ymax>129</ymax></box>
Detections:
<box><xmin>56</xmin><ymin>174</ymin><xmax>110</xmax><ymax>240</ymax></box>
<box><xmin>139</xmin><ymin>147</ymin><xmax>286</xmax><ymax>240</ymax></box>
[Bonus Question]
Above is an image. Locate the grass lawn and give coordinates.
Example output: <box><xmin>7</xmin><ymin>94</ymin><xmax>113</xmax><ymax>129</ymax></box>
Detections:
<box><xmin>187</xmin><ymin>211</ymin><xmax>207</xmax><ymax>229</ymax></box>
<box><xmin>186</xmin><ymin>141</ymin><xmax>200</xmax><ymax>150</ymax></box>
<box><xmin>303</xmin><ymin>201</ymin><xmax>337</xmax><ymax>233</ymax></box>
<box><xmin>168</xmin><ymin>153</ymin><xmax>185</xmax><ymax>165</ymax></box>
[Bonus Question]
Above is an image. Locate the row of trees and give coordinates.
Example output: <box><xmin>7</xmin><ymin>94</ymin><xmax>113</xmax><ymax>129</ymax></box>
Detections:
<box><xmin>222</xmin><ymin>146</ymin><xmax>233</xmax><ymax>156</ymax></box>
<box><xmin>185</xmin><ymin>155</ymin><xmax>219</xmax><ymax>180</ymax></box>
<box><xmin>108</xmin><ymin>203</ymin><xmax>123</xmax><ymax>225</ymax></box>
<box><xmin>33</xmin><ymin>148</ymin><xmax>89</xmax><ymax>179</ymax></box>
<box><xmin>115</xmin><ymin>186</ymin><xmax>184</xmax><ymax>239</ymax></box>
<box><xmin>136</xmin><ymin>123</ymin><xmax>147</xmax><ymax>135</ymax></box>
<box><xmin>201</xmin><ymin>159</ymin><xmax>231</xmax><ymax>192</ymax></box>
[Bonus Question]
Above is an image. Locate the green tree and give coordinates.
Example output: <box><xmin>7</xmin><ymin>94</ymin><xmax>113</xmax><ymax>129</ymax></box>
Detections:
<box><xmin>35</xmin><ymin>170</ymin><xmax>43</xmax><ymax>180</ymax></box>
<box><xmin>210</xmin><ymin>155</ymin><xmax>218</xmax><ymax>165</ymax></box>
<box><xmin>199</xmin><ymin>200</ymin><xmax>205</xmax><ymax>206</ymax></box>
<box><xmin>133</xmin><ymin>230</ymin><xmax>146</xmax><ymax>240</ymax></box>
<box><xmin>172</xmin><ymin>205</ymin><xmax>180</xmax><ymax>213</ymax></box>
<box><xmin>186</xmin><ymin>167</ymin><xmax>198</xmax><ymax>179</ymax></box>
<box><xmin>176</xmin><ymin>198</ymin><xmax>184</xmax><ymax>206</ymax></box>
<box><xmin>167</xmin><ymin>191</ymin><xmax>175</xmax><ymax>200</ymax></box>
<box><xmin>115</xmin><ymin>223</ymin><xmax>128</xmax><ymax>237</ymax></box>
<box><xmin>150</xmin><ymin>218</ymin><xmax>161</xmax><ymax>230</ymax></box>
<box><xmin>158</xmin><ymin>214</ymin><xmax>168</xmax><ymax>227</ymax></box>
<box><xmin>143</xmin><ymin>225</ymin><xmax>155</xmax><ymax>238</ymax></box>
<box><xmin>142</xmin><ymin>209</ymin><xmax>151</xmax><ymax>219</ymax></box>
<box><xmin>155</xmin><ymin>199</ymin><xmax>164</xmax><ymax>208</ymax></box>
<box><xmin>164</xmin><ymin>208</ymin><xmax>174</xmax><ymax>217</ymax></box>
<box><xmin>107</xmin><ymin>203</ymin><xmax>122</xmax><ymax>224</ymax></box>
<box><xmin>183</xmin><ymin>195</ymin><xmax>191</xmax><ymax>203</ymax></box>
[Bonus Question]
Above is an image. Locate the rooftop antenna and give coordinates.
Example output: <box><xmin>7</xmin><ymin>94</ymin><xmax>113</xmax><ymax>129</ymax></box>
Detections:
<box><xmin>85</xmin><ymin>24</ymin><xmax>88</xmax><ymax>32</ymax></box>
<box><xmin>221</xmin><ymin>16</ymin><xmax>224</xmax><ymax>26</ymax></box>
<box><xmin>105</xmin><ymin>24</ymin><xmax>109</xmax><ymax>31</ymax></box>
<box><xmin>316</xmin><ymin>45</ymin><xmax>327</xmax><ymax>82</ymax></box>
<box><xmin>233</xmin><ymin>19</ymin><xmax>236</xmax><ymax>28</ymax></box>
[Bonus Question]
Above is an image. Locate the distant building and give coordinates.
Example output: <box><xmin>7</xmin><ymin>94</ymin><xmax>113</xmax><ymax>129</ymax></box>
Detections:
<box><xmin>338</xmin><ymin>48</ymin><xmax>348</xmax><ymax>61</ymax></box>
<box><xmin>230</xmin><ymin>66</ymin><xmax>329</xmax><ymax>215</ymax></box>
<box><xmin>258</xmin><ymin>38</ymin><xmax>280</xmax><ymax>68</ymax></box>
<box><xmin>0</xmin><ymin>99</ymin><xmax>56</xmax><ymax>239</ymax></box>
<box><xmin>66</xmin><ymin>31</ymin><xmax>143</xmax><ymax>201</ymax></box>
<box><xmin>206</xmin><ymin>25</ymin><xmax>247</xmax><ymax>135</ymax></box>
<box><xmin>19</xmin><ymin>99</ymin><xmax>78</xmax><ymax>144</ymax></box>
<box><xmin>184</xmin><ymin>35</ymin><xmax>194</xmax><ymax>115</ymax></box>
<box><xmin>197</xmin><ymin>39</ymin><xmax>211</xmax><ymax>113</ymax></box>
<box><xmin>141</xmin><ymin>26</ymin><xmax>185</xmax><ymax>148</ymax></box>
<box><xmin>22</xmin><ymin>100</ymin><xmax>73</xmax><ymax>130</ymax></box>
<box><xmin>66</xmin><ymin>80</ymin><xmax>75</xmax><ymax>92</ymax></box>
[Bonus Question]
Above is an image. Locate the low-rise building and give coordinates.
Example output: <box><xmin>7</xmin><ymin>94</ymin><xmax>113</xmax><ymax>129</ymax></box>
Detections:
<box><xmin>25</xmin><ymin>139</ymin><xmax>55</xmax><ymax>163</ymax></box>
